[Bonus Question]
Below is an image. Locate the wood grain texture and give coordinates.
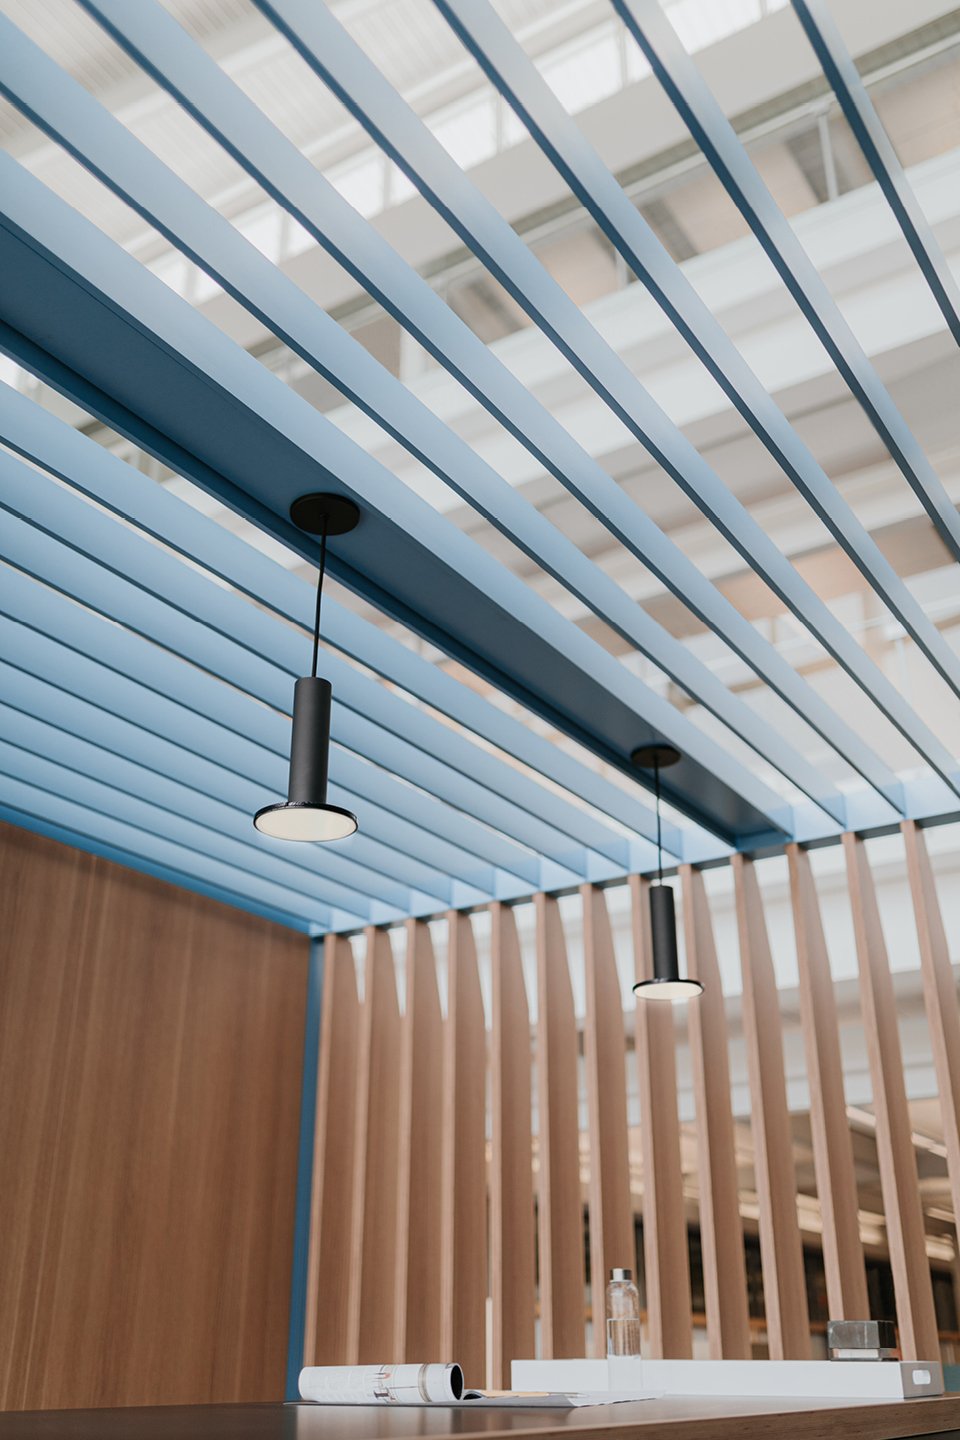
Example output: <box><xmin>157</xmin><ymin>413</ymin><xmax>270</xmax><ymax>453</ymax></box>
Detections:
<box><xmin>348</xmin><ymin>927</ymin><xmax>402</xmax><ymax>1365</ymax></box>
<box><xmin>304</xmin><ymin>935</ymin><xmax>360</xmax><ymax>1366</ymax></box>
<box><xmin>6</xmin><ymin>1395</ymin><xmax>960</xmax><ymax>1440</ymax></box>
<box><xmin>489</xmin><ymin>903</ymin><xmax>536</xmax><ymax>1388</ymax></box>
<box><xmin>786</xmin><ymin>845</ymin><xmax>868</xmax><ymax>1321</ymax></box>
<box><xmin>629</xmin><ymin>876</ymin><xmax>692</xmax><ymax>1359</ymax></box>
<box><xmin>902</xmin><ymin>821</ymin><xmax>960</xmax><ymax>1239</ymax></box>
<box><xmin>581</xmin><ymin>884</ymin><xmax>634</xmax><ymax>1359</ymax></box>
<box><xmin>680</xmin><ymin>867</ymin><xmax>751</xmax><ymax>1360</ymax></box>
<box><xmin>534</xmin><ymin>893</ymin><xmax>586</xmax><ymax>1359</ymax></box>
<box><xmin>441</xmin><ymin>911</ymin><xmax>487</xmax><ymax>1388</ymax></box>
<box><xmin>843</xmin><ymin>833</ymin><xmax>939</xmax><ymax>1361</ymax></box>
<box><xmin>0</xmin><ymin>822</ymin><xmax>307</xmax><ymax>1412</ymax></box>
<box><xmin>394</xmin><ymin>920</ymin><xmax>444</xmax><ymax>1362</ymax></box>
<box><xmin>731</xmin><ymin>856</ymin><xmax>810</xmax><ymax>1360</ymax></box>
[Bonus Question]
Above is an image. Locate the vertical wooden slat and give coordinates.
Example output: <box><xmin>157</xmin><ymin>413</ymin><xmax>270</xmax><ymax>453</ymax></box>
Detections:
<box><xmin>440</xmin><ymin>910</ymin><xmax>487</xmax><ymax>1387</ymax></box>
<box><xmin>787</xmin><ymin>844</ymin><xmax>868</xmax><ymax>1321</ymax></box>
<box><xmin>534</xmin><ymin>892</ymin><xmax>586</xmax><ymax>1359</ymax></box>
<box><xmin>490</xmin><ymin>902</ymin><xmax>536</xmax><ymax>1386</ymax></box>
<box><xmin>347</xmin><ymin>927</ymin><xmax>402</xmax><ymax>1364</ymax></box>
<box><xmin>902</xmin><ymin>821</ymin><xmax>960</xmax><ymax>1234</ymax></box>
<box><xmin>844</xmin><ymin>833</ymin><xmax>940</xmax><ymax>1360</ymax></box>
<box><xmin>732</xmin><ymin>856</ymin><xmax>810</xmax><ymax>1359</ymax></box>
<box><xmin>304</xmin><ymin>935</ymin><xmax>360</xmax><ymax>1366</ymax></box>
<box><xmin>681</xmin><ymin>866</ymin><xmax>751</xmax><ymax>1360</ymax></box>
<box><xmin>394</xmin><ymin>919</ymin><xmax>443</xmax><ymax>1362</ymax></box>
<box><xmin>629</xmin><ymin>875</ymin><xmax>692</xmax><ymax>1359</ymax></box>
<box><xmin>582</xmin><ymin>884</ymin><xmax>634</xmax><ymax>1358</ymax></box>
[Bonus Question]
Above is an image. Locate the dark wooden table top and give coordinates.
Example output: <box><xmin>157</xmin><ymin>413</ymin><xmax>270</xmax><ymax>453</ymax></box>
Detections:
<box><xmin>1</xmin><ymin>1396</ymin><xmax>959</xmax><ymax>1440</ymax></box>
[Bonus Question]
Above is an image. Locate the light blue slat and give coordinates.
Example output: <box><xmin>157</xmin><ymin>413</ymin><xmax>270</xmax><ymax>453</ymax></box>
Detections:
<box><xmin>66</xmin><ymin>2</ymin><xmax>862</xmax><ymax>845</ymax></box>
<box><xmin>791</xmin><ymin>0</ymin><xmax>960</xmax><ymax>350</ymax></box>
<box><xmin>0</xmin><ymin>141</ymin><xmax>790</xmax><ymax>845</ymax></box>
<box><xmin>0</xmin><ymin>565</ymin><xmax>544</xmax><ymax>888</ymax></box>
<box><xmin>0</xmin><ymin>12</ymin><xmax>855</xmax><ymax>826</ymax></box>
<box><xmin>435</xmin><ymin>0</ymin><xmax>960</xmax><ymax>737</ymax></box>
<box><xmin>0</xmin><ymin>650</ymin><xmax>500</xmax><ymax>899</ymax></box>
<box><xmin>0</xmin><ymin>451</ymin><xmax>604</xmax><ymax>876</ymax></box>
<box><xmin>611</xmin><ymin>0</ymin><xmax>960</xmax><ymax>569</ymax></box>
<box><xmin>0</xmin><ymin>728</ymin><xmax>387</xmax><ymax>921</ymax></box>
<box><xmin>0</xmin><ymin>698</ymin><xmax>453</xmax><ymax>913</ymax></box>
<box><xmin>0</xmin><ymin>759</ymin><xmax>341</xmax><ymax>927</ymax></box>
<box><xmin>240</xmin><ymin>0</ymin><xmax>960</xmax><ymax>797</ymax></box>
<box><xmin>0</xmin><ymin>802</ymin><xmax>322</xmax><ymax>933</ymax></box>
<box><xmin>0</xmin><ymin>383</ymin><xmax>676</xmax><ymax>860</ymax></box>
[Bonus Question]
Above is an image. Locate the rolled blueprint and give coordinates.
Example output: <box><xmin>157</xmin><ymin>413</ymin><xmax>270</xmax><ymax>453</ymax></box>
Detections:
<box><xmin>299</xmin><ymin>1364</ymin><xmax>467</xmax><ymax>1405</ymax></box>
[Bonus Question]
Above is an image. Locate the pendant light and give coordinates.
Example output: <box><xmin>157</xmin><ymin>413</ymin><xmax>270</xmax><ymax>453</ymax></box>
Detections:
<box><xmin>254</xmin><ymin>493</ymin><xmax>359</xmax><ymax>842</ymax></box>
<box><xmin>630</xmin><ymin>744</ymin><xmax>702</xmax><ymax>1002</ymax></box>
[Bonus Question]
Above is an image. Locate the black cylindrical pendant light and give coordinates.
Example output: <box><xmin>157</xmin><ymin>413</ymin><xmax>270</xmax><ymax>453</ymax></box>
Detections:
<box><xmin>630</xmin><ymin>744</ymin><xmax>702</xmax><ymax>1002</ymax></box>
<box><xmin>254</xmin><ymin>493</ymin><xmax>358</xmax><ymax>843</ymax></box>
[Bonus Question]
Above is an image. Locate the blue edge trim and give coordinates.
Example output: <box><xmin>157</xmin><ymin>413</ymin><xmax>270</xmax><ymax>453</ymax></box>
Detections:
<box><xmin>285</xmin><ymin>936</ymin><xmax>324</xmax><ymax>1401</ymax></box>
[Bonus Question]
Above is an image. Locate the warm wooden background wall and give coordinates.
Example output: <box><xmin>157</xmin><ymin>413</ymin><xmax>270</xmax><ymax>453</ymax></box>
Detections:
<box><xmin>305</xmin><ymin>824</ymin><xmax>956</xmax><ymax>1381</ymax></box>
<box><xmin>0</xmin><ymin>822</ymin><xmax>309</xmax><ymax>1411</ymax></box>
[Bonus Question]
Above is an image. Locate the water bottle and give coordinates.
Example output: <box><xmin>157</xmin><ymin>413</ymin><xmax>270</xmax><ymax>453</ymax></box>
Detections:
<box><xmin>606</xmin><ymin>1267</ymin><xmax>641</xmax><ymax>1357</ymax></box>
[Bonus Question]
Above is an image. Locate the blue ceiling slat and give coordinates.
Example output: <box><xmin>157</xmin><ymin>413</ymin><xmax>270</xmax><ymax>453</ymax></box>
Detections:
<box><xmin>0</xmin><ymin>553</ymin><xmax>547</xmax><ymax>891</ymax></box>
<box><xmin>434</xmin><ymin>0</ymin><xmax>960</xmax><ymax>774</ymax></box>
<box><xmin>612</xmin><ymin>0</ymin><xmax>960</xmax><ymax>569</ymax></box>
<box><xmin>0</xmin><ymin>651</ymin><xmax>502</xmax><ymax>899</ymax></box>
<box><xmin>0</xmin><ymin>385</ymin><xmax>683</xmax><ymax>862</ymax></box>
<box><xmin>0</xmin><ymin>14</ymin><xmax>863</xmax><ymax>827</ymax></box>
<box><xmin>242</xmin><ymin>0</ymin><xmax>960</xmax><ymax>803</ymax></box>
<box><xmin>0</xmin><ymin>160</ymin><xmax>786</xmax><ymax>846</ymax></box>
<box><xmin>791</xmin><ymin>0</ymin><xmax>960</xmax><ymax>350</ymax></box>
<box><xmin>0</xmin><ymin>716</ymin><xmax>403</xmax><ymax>918</ymax></box>
<box><xmin>0</xmin><ymin>701</ymin><xmax>456</xmax><ymax>908</ymax></box>
<box><xmin>0</xmin><ymin>451</ymin><xmax>623</xmax><ymax>875</ymax></box>
<box><xmin>0</xmin><ymin>803</ymin><xmax>323</xmax><ymax>933</ymax></box>
<box><xmin>0</xmin><ymin>758</ymin><xmax>344</xmax><ymax>927</ymax></box>
<box><xmin>72</xmin><ymin>1</ymin><xmax>899</xmax><ymax>833</ymax></box>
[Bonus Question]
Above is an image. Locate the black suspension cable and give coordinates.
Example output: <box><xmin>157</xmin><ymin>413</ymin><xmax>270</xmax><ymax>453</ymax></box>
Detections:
<box><xmin>310</xmin><ymin>513</ymin><xmax>329</xmax><ymax>680</ymax></box>
<box><xmin>654</xmin><ymin>754</ymin><xmax>663</xmax><ymax>886</ymax></box>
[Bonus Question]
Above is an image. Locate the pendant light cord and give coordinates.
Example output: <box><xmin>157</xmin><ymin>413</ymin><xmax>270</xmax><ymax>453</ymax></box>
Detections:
<box><xmin>654</xmin><ymin>754</ymin><xmax>663</xmax><ymax>886</ymax></box>
<box><xmin>310</xmin><ymin>514</ymin><xmax>329</xmax><ymax>680</ymax></box>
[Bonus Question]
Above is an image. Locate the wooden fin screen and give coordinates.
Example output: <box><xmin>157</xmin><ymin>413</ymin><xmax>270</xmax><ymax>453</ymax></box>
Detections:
<box><xmin>732</xmin><ymin>855</ymin><xmax>810</xmax><ymax>1359</ymax></box>
<box><xmin>629</xmin><ymin>875</ymin><xmax>692</xmax><ymax>1358</ymax></box>
<box><xmin>301</xmin><ymin>838</ymin><xmax>951</xmax><ymax>1375</ymax></box>
<box><xmin>582</xmin><ymin>883</ymin><xmax>634</xmax><ymax>1357</ymax></box>
<box><xmin>681</xmin><ymin>866</ymin><xmax>751</xmax><ymax>1359</ymax></box>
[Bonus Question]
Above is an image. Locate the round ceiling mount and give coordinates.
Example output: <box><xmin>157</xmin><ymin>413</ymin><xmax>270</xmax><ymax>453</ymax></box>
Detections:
<box><xmin>630</xmin><ymin>742</ymin><xmax>681</xmax><ymax>771</ymax></box>
<box><xmin>289</xmin><ymin>491</ymin><xmax>360</xmax><ymax>536</ymax></box>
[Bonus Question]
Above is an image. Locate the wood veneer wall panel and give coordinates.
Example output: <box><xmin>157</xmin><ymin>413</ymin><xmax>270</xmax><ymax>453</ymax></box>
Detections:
<box><xmin>581</xmin><ymin>884</ymin><xmax>634</xmax><ymax>1358</ymax></box>
<box><xmin>394</xmin><ymin>920</ymin><xmax>444</xmax><ymax>1362</ymax></box>
<box><xmin>786</xmin><ymin>845</ymin><xmax>868</xmax><ymax>1321</ymax></box>
<box><xmin>732</xmin><ymin>856</ymin><xmax>810</xmax><ymax>1359</ymax></box>
<box><xmin>680</xmin><ymin>867</ymin><xmax>750</xmax><ymax>1360</ymax></box>
<box><xmin>348</xmin><ymin>927</ymin><xmax>402</xmax><ymax>1365</ymax></box>
<box><xmin>0</xmin><ymin>823</ymin><xmax>307</xmax><ymax>1411</ymax></box>
<box><xmin>629</xmin><ymin>876</ymin><xmax>692</xmax><ymax>1359</ymax></box>
<box><xmin>304</xmin><ymin>935</ymin><xmax>360</xmax><ymax>1366</ymax></box>
<box><xmin>489</xmin><ymin>903</ymin><xmax>535</xmax><ymax>1388</ymax></box>
<box><xmin>843</xmin><ymin>833</ymin><xmax>939</xmax><ymax>1361</ymax></box>
<box><xmin>441</xmin><ymin>911</ymin><xmax>487</xmax><ymax>1388</ymax></box>
<box><xmin>902</xmin><ymin>822</ymin><xmax>960</xmax><ymax>1237</ymax></box>
<box><xmin>534</xmin><ymin>893</ymin><xmax>586</xmax><ymax>1359</ymax></box>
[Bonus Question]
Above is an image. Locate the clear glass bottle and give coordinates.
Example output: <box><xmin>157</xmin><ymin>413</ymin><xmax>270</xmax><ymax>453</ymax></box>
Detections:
<box><xmin>606</xmin><ymin>1267</ymin><xmax>641</xmax><ymax>1357</ymax></box>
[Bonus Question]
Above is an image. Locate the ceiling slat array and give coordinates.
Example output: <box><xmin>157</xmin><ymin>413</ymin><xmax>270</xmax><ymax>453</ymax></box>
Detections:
<box><xmin>0</xmin><ymin>0</ymin><xmax>956</xmax><ymax>932</ymax></box>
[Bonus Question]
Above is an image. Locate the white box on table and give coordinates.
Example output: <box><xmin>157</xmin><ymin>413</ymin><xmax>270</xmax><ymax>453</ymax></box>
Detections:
<box><xmin>511</xmin><ymin>1356</ymin><xmax>943</xmax><ymax>1400</ymax></box>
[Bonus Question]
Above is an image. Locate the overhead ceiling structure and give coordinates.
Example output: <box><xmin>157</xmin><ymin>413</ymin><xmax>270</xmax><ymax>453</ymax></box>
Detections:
<box><xmin>0</xmin><ymin>0</ymin><xmax>957</xmax><ymax>933</ymax></box>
